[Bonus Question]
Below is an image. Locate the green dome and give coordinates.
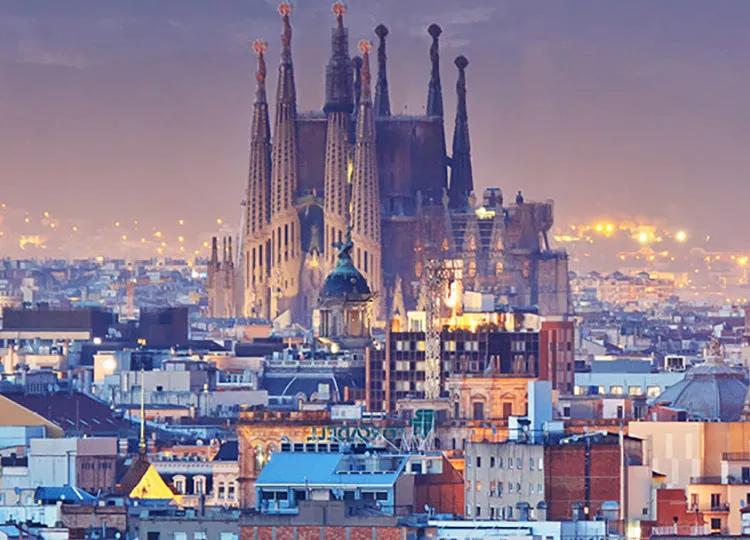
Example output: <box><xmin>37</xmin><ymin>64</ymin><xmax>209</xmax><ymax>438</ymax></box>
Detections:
<box><xmin>319</xmin><ymin>233</ymin><xmax>371</xmax><ymax>300</ymax></box>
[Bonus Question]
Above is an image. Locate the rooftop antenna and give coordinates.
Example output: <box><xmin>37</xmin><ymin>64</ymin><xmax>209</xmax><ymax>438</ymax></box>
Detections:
<box><xmin>139</xmin><ymin>366</ymin><xmax>146</xmax><ymax>456</ymax></box>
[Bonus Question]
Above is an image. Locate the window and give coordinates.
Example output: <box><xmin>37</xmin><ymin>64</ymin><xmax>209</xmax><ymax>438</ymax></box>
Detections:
<box><xmin>509</xmin><ymin>482</ymin><xmax>514</xmax><ymax>493</ymax></box>
<box><xmin>516</xmin><ymin>457</ymin><xmax>522</xmax><ymax>469</ymax></box>
<box><xmin>174</xmin><ymin>533</ymin><xmax>187</xmax><ymax>540</ymax></box>
<box><xmin>711</xmin><ymin>493</ymin><xmax>722</xmax><ymax>509</ymax></box>
<box><xmin>476</xmin><ymin>456</ymin><xmax>482</xmax><ymax>468</ymax></box>
<box><xmin>218</xmin><ymin>482</ymin><xmax>226</xmax><ymax>499</ymax></box>
<box><xmin>228</xmin><ymin>482</ymin><xmax>236</xmax><ymax>500</ymax></box>
<box><xmin>508</xmin><ymin>458</ymin><xmax>513</xmax><ymax>470</ymax></box>
<box><xmin>498</xmin><ymin>457</ymin><xmax>504</xmax><ymax>468</ymax></box>
<box><xmin>647</xmin><ymin>385</ymin><xmax>661</xmax><ymax>398</ymax></box>
<box><xmin>473</xmin><ymin>401</ymin><xmax>485</xmax><ymax>420</ymax></box>
<box><xmin>476</xmin><ymin>506</ymin><xmax>481</xmax><ymax>517</ymax></box>
<box><xmin>490</xmin><ymin>456</ymin><xmax>496</xmax><ymax>468</ymax></box>
<box><xmin>194</xmin><ymin>533</ymin><xmax>207</xmax><ymax>540</ymax></box>
<box><xmin>628</xmin><ymin>385</ymin><xmax>642</xmax><ymax>396</ymax></box>
<box><xmin>610</xmin><ymin>385</ymin><xmax>624</xmax><ymax>395</ymax></box>
<box><xmin>193</xmin><ymin>475</ymin><xmax>206</xmax><ymax>495</ymax></box>
<box><xmin>710</xmin><ymin>518</ymin><xmax>722</xmax><ymax>531</ymax></box>
<box><xmin>173</xmin><ymin>476</ymin><xmax>186</xmax><ymax>495</ymax></box>
<box><xmin>529</xmin><ymin>458</ymin><xmax>535</xmax><ymax>471</ymax></box>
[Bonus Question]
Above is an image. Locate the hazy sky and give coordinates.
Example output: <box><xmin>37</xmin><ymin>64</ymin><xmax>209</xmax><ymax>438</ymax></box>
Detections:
<box><xmin>2</xmin><ymin>0</ymin><xmax>750</xmax><ymax>259</ymax></box>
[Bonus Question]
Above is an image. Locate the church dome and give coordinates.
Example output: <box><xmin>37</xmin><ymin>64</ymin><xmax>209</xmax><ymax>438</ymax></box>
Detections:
<box><xmin>652</xmin><ymin>348</ymin><xmax>748</xmax><ymax>421</ymax></box>
<box><xmin>319</xmin><ymin>232</ymin><xmax>371</xmax><ymax>301</ymax></box>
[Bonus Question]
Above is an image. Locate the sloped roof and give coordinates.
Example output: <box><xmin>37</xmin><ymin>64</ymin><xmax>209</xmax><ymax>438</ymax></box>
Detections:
<box><xmin>255</xmin><ymin>452</ymin><xmax>406</xmax><ymax>489</ymax></box>
<box><xmin>34</xmin><ymin>485</ymin><xmax>97</xmax><ymax>504</ymax></box>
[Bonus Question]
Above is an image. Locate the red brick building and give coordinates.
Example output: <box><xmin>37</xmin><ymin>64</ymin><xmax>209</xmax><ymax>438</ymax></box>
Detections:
<box><xmin>544</xmin><ymin>432</ymin><xmax>643</xmax><ymax>520</ymax></box>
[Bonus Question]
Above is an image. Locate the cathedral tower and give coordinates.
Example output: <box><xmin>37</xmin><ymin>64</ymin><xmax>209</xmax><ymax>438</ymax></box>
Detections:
<box><xmin>268</xmin><ymin>2</ymin><xmax>302</xmax><ymax>318</ymax></box>
<box><xmin>323</xmin><ymin>2</ymin><xmax>354</xmax><ymax>272</ymax></box>
<box><xmin>350</xmin><ymin>39</ymin><xmax>382</xmax><ymax>302</ymax></box>
<box><xmin>242</xmin><ymin>40</ymin><xmax>272</xmax><ymax>318</ymax></box>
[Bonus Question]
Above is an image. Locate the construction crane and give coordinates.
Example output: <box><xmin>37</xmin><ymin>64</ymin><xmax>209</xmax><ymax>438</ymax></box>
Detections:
<box><xmin>417</xmin><ymin>257</ymin><xmax>461</xmax><ymax>401</ymax></box>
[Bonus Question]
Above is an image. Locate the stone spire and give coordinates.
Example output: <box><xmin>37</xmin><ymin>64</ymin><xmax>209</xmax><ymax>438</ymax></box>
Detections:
<box><xmin>426</xmin><ymin>24</ymin><xmax>443</xmax><ymax>117</ymax></box>
<box><xmin>350</xmin><ymin>39</ymin><xmax>382</xmax><ymax>297</ymax></box>
<box><xmin>246</xmin><ymin>40</ymin><xmax>272</xmax><ymax>239</ymax></box>
<box><xmin>268</xmin><ymin>1</ymin><xmax>302</xmax><ymax>318</ymax></box>
<box><xmin>271</xmin><ymin>2</ymin><xmax>298</xmax><ymax>216</ymax></box>
<box><xmin>374</xmin><ymin>24</ymin><xmax>391</xmax><ymax>117</ymax></box>
<box><xmin>448</xmin><ymin>55</ymin><xmax>473</xmax><ymax>210</ymax></box>
<box><xmin>324</xmin><ymin>2</ymin><xmax>354</xmax><ymax>114</ymax></box>
<box><xmin>323</xmin><ymin>2</ymin><xmax>354</xmax><ymax>271</ymax></box>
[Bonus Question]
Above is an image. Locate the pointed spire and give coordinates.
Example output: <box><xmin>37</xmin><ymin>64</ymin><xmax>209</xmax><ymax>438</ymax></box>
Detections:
<box><xmin>271</xmin><ymin>2</ymin><xmax>298</xmax><ymax>215</ymax></box>
<box><xmin>246</xmin><ymin>40</ymin><xmax>272</xmax><ymax>237</ymax></box>
<box><xmin>426</xmin><ymin>24</ymin><xmax>443</xmax><ymax>117</ymax></box>
<box><xmin>210</xmin><ymin>237</ymin><xmax>218</xmax><ymax>265</ymax></box>
<box><xmin>374</xmin><ymin>24</ymin><xmax>391</xmax><ymax>117</ymax></box>
<box><xmin>448</xmin><ymin>55</ymin><xmax>473</xmax><ymax>209</ymax></box>
<box><xmin>351</xmin><ymin>39</ymin><xmax>381</xmax><ymax>290</ymax></box>
<box><xmin>277</xmin><ymin>2</ymin><xmax>295</xmax><ymax>103</ymax></box>
<box><xmin>324</xmin><ymin>2</ymin><xmax>353</xmax><ymax>113</ymax></box>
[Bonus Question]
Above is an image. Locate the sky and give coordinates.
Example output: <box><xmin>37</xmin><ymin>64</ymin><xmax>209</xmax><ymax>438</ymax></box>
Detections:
<box><xmin>2</xmin><ymin>0</ymin><xmax>750</xmax><ymax>262</ymax></box>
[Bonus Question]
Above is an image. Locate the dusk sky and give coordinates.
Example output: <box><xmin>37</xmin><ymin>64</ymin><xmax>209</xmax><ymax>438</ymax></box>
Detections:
<box><xmin>2</xmin><ymin>0</ymin><xmax>750</xmax><ymax>260</ymax></box>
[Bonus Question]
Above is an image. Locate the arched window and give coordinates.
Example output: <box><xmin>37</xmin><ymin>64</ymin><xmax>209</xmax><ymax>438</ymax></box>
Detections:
<box><xmin>193</xmin><ymin>475</ymin><xmax>206</xmax><ymax>495</ymax></box>
<box><xmin>173</xmin><ymin>475</ymin><xmax>186</xmax><ymax>494</ymax></box>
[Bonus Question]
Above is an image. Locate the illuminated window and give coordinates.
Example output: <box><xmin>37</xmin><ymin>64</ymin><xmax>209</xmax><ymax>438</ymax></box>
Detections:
<box><xmin>628</xmin><ymin>386</ymin><xmax>642</xmax><ymax>396</ymax></box>
<box><xmin>495</xmin><ymin>261</ymin><xmax>504</xmax><ymax>275</ymax></box>
<box><xmin>610</xmin><ymin>385</ymin><xmax>624</xmax><ymax>395</ymax></box>
<box><xmin>647</xmin><ymin>385</ymin><xmax>661</xmax><ymax>398</ymax></box>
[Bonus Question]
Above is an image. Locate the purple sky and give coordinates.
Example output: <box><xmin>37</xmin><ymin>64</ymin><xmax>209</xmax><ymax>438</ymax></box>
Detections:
<box><xmin>2</xmin><ymin>0</ymin><xmax>750</xmax><ymax>260</ymax></box>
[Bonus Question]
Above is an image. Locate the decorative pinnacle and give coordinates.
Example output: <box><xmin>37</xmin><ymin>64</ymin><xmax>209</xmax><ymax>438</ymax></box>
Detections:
<box><xmin>375</xmin><ymin>23</ymin><xmax>389</xmax><ymax>40</ymax></box>
<box><xmin>358</xmin><ymin>39</ymin><xmax>372</xmax><ymax>55</ymax></box>
<box><xmin>455</xmin><ymin>55</ymin><xmax>468</xmax><ymax>71</ymax></box>
<box><xmin>428</xmin><ymin>23</ymin><xmax>442</xmax><ymax>40</ymax></box>
<box><xmin>279</xmin><ymin>2</ymin><xmax>292</xmax><ymax>53</ymax></box>
<box><xmin>332</xmin><ymin>1</ymin><xmax>346</xmax><ymax>26</ymax></box>
<box><xmin>252</xmin><ymin>39</ymin><xmax>268</xmax><ymax>57</ymax></box>
<box><xmin>252</xmin><ymin>40</ymin><xmax>268</xmax><ymax>91</ymax></box>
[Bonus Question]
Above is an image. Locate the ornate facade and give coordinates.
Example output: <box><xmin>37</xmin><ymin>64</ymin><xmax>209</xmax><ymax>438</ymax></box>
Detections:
<box><xmin>238</xmin><ymin>3</ymin><xmax>570</xmax><ymax>325</ymax></box>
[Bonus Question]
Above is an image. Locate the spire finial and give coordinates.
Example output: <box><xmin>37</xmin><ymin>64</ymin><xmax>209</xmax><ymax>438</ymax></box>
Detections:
<box><xmin>252</xmin><ymin>39</ymin><xmax>268</xmax><ymax>102</ymax></box>
<box><xmin>332</xmin><ymin>1</ymin><xmax>346</xmax><ymax>27</ymax></box>
<box><xmin>426</xmin><ymin>23</ymin><xmax>443</xmax><ymax>117</ymax></box>
<box><xmin>358</xmin><ymin>40</ymin><xmax>372</xmax><ymax>102</ymax></box>
<box><xmin>279</xmin><ymin>2</ymin><xmax>292</xmax><ymax>58</ymax></box>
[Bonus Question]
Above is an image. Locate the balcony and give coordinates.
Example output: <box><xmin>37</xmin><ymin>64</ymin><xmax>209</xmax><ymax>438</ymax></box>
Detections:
<box><xmin>651</xmin><ymin>525</ymin><xmax>710</xmax><ymax>536</ymax></box>
<box><xmin>690</xmin><ymin>475</ymin><xmax>750</xmax><ymax>485</ymax></box>
<box><xmin>689</xmin><ymin>503</ymin><xmax>730</xmax><ymax>513</ymax></box>
<box><xmin>722</xmin><ymin>452</ymin><xmax>750</xmax><ymax>461</ymax></box>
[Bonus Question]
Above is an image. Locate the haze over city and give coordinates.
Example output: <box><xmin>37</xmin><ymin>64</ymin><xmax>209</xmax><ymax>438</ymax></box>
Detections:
<box><xmin>3</xmin><ymin>0</ymin><xmax>750</xmax><ymax>265</ymax></box>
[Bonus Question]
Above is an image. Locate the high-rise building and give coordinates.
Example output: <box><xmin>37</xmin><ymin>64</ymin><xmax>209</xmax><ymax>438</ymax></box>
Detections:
<box><xmin>239</xmin><ymin>3</ymin><xmax>570</xmax><ymax>325</ymax></box>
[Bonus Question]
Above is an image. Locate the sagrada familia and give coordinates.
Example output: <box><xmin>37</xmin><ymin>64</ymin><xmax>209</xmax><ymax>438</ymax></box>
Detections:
<box><xmin>208</xmin><ymin>2</ymin><xmax>570</xmax><ymax>324</ymax></box>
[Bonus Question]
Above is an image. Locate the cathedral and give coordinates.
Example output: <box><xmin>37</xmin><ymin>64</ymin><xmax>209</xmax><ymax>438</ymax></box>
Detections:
<box><xmin>236</xmin><ymin>2</ymin><xmax>570</xmax><ymax>325</ymax></box>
